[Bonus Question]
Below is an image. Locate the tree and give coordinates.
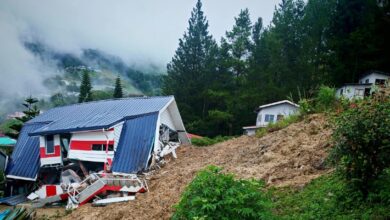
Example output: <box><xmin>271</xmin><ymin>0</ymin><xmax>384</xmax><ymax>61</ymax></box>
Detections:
<box><xmin>225</xmin><ymin>9</ymin><xmax>253</xmax><ymax>79</ymax></box>
<box><xmin>50</xmin><ymin>93</ymin><xmax>66</xmax><ymax>107</ymax></box>
<box><xmin>163</xmin><ymin>0</ymin><xmax>218</xmax><ymax>134</ymax></box>
<box><xmin>113</xmin><ymin>76</ymin><xmax>123</xmax><ymax>98</ymax></box>
<box><xmin>6</xmin><ymin>96</ymin><xmax>40</xmax><ymax>139</ymax></box>
<box><xmin>328</xmin><ymin>0</ymin><xmax>390</xmax><ymax>85</ymax></box>
<box><xmin>78</xmin><ymin>70</ymin><xmax>93</xmax><ymax>103</ymax></box>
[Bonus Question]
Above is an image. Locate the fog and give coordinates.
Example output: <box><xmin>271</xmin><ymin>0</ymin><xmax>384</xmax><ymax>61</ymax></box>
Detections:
<box><xmin>0</xmin><ymin>0</ymin><xmax>280</xmax><ymax>99</ymax></box>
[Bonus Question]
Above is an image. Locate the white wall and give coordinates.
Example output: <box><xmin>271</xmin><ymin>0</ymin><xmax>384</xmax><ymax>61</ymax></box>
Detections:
<box><xmin>160</xmin><ymin>107</ymin><xmax>175</xmax><ymax>129</ymax></box>
<box><xmin>68</xmin><ymin>129</ymin><xmax>115</xmax><ymax>163</ymax></box>
<box><xmin>359</xmin><ymin>73</ymin><xmax>389</xmax><ymax>84</ymax></box>
<box><xmin>336</xmin><ymin>84</ymin><xmax>371</xmax><ymax>100</ymax></box>
<box><xmin>40</xmin><ymin>134</ymin><xmax>62</xmax><ymax>166</ymax></box>
<box><xmin>158</xmin><ymin>100</ymin><xmax>189</xmax><ymax>144</ymax></box>
<box><xmin>256</xmin><ymin>103</ymin><xmax>298</xmax><ymax>127</ymax></box>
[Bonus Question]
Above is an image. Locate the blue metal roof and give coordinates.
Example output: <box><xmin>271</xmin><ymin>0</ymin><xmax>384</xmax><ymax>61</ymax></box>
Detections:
<box><xmin>6</xmin><ymin>123</ymin><xmax>46</xmax><ymax>180</ymax></box>
<box><xmin>112</xmin><ymin>113</ymin><xmax>158</xmax><ymax>174</ymax></box>
<box><xmin>0</xmin><ymin>194</ymin><xmax>27</xmax><ymax>206</ymax></box>
<box><xmin>29</xmin><ymin>96</ymin><xmax>173</xmax><ymax>135</ymax></box>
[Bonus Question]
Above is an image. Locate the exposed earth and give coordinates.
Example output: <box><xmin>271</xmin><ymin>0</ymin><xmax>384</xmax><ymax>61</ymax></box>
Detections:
<box><xmin>36</xmin><ymin>114</ymin><xmax>333</xmax><ymax>220</ymax></box>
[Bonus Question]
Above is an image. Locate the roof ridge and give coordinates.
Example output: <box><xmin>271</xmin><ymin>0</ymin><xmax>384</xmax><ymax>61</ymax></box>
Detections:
<box><xmin>43</xmin><ymin>95</ymin><xmax>174</xmax><ymax>111</ymax></box>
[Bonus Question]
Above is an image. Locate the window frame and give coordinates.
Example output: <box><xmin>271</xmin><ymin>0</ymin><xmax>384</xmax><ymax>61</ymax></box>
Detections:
<box><xmin>45</xmin><ymin>135</ymin><xmax>55</xmax><ymax>155</ymax></box>
<box><xmin>91</xmin><ymin>143</ymin><xmax>114</xmax><ymax>151</ymax></box>
<box><xmin>265</xmin><ymin>114</ymin><xmax>275</xmax><ymax>123</ymax></box>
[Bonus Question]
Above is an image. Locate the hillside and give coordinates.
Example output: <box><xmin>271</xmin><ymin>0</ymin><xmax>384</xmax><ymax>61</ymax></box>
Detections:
<box><xmin>35</xmin><ymin>114</ymin><xmax>332</xmax><ymax>219</ymax></box>
<box><xmin>25</xmin><ymin>41</ymin><xmax>163</xmax><ymax>96</ymax></box>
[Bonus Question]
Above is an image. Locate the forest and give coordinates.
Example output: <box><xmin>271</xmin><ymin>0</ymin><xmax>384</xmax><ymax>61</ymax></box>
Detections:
<box><xmin>163</xmin><ymin>0</ymin><xmax>390</xmax><ymax>137</ymax></box>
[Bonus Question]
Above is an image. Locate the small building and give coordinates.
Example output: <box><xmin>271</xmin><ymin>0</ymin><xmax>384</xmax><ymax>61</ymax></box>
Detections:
<box><xmin>336</xmin><ymin>70</ymin><xmax>389</xmax><ymax>100</ymax></box>
<box><xmin>243</xmin><ymin>100</ymin><xmax>299</xmax><ymax>136</ymax></box>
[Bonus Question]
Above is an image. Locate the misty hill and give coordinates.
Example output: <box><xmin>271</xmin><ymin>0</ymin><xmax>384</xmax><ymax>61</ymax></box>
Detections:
<box><xmin>24</xmin><ymin>41</ymin><xmax>163</xmax><ymax>96</ymax></box>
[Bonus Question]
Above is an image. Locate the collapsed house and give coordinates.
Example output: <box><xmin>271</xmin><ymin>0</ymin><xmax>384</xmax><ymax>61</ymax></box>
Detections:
<box><xmin>4</xmin><ymin>96</ymin><xmax>189</xmax><ymax>208</ymax></box>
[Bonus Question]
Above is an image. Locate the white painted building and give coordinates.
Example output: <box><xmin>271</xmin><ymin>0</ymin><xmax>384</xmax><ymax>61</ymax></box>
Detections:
<box><xmin>243</xmin><ymin>100</ymin><xmax>299</xmax><ymax>136</ymax></box>
<box><xmin>336</xmin><ymin>71</ymin><xmax>389</xmax><ymax>100</ymax></box>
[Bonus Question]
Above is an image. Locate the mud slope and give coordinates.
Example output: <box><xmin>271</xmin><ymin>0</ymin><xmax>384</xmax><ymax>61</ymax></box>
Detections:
<box><xmin>57</xmin><ymin>114</ymin><xmax>332</xmax><ymax>220</ymax></box>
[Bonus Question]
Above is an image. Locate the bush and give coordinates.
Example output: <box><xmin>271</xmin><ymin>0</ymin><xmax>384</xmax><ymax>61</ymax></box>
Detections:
<box><xmin>298</xmin><ymin>98</ymin><xmax>314</xmax><ymax>115</ymax></box>
<box><xmin>315</xmin><ymin>86</ymin><xmax>336</xmax><ymax>112</ymax></box>
<box><xmin>172</xmin><ymin>166</ymin><xmax>273</xmax><ymax>220</ymax></box>
<box><xmin>191</xmin><ymin>136</ymin><xmax>232</xmax><ymax>147</ymax></box>
<box><xmin>330</xmin><ymin>96</ymin><xmax>390</xmax><ymax>196</ymax></box>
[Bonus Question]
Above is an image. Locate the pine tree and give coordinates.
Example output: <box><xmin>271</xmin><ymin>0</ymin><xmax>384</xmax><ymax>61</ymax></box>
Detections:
<box><xmin>6</xmin><ymin>96</ymin><xmax>40</xmax><ymax>139</ymax></box>
<box><xmin>225</xmin><ymin>8</ymin><xmax>253</xmax><ymax>78</ymax></box>
<box><xmin>78</xmin><ymin>70</ymin><xmax>93</xmax><ymax>103</ymax></box>
<box><xmin>163</xmin><ymin>0</ymin><xmax>218</xmax><ymax>132</ymax></box>
<box><xmin>113</xmin><ymin>76</ymin><xmax>123</xmax><ymax>98</ymax></box>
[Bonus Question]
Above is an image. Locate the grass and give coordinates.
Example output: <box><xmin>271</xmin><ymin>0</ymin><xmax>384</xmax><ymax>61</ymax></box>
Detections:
<box><xmin>272</xmin><ymin>171</ymin><xmax>390</xmax><ymax>219</ymax></box>
<box><xmin>191</xmin><ymin>136</ymin><xmax>233</xmax><ymax>146</ymax></box>
<box><xmin>256</xmin><ymin>114</ymin><xmax>301</xmax><ymax>138</ymax></box>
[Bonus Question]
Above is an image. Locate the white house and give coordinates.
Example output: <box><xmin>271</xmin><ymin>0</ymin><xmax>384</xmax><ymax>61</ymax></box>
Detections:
<box><xmin>243</xmin><ymin>100</ymin><xmax>299</xmax><ymax>136</ymax></box>
<box><xmin>336</xmin><ymin>70</ymin><xmax>389</xmax><ymax>100</ymax></box>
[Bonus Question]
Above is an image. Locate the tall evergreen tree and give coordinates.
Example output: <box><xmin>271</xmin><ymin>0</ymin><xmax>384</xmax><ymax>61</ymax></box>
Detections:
<box><xmin>225</xmin><ymin>9</ymin><xmax>253</xmax><ymax>79</ymax></box>
<box><xmin>113</xmin><ymin>76</ymin><xmax>123</xmax><ymax>98</ymax></box>
<box><xmin>163</xmin><ymin>0</ymin><xmax>218</xmax><ymax>133</ymax></box>
<box><xmin>6</xmin><ymin>96</ymin><xmax>40</xmax><ymax>139</ymax></box>
<box><xmin>78</xmin><ymin>70</ymin><xmax>93</xmax><ymax>103</ymax></box>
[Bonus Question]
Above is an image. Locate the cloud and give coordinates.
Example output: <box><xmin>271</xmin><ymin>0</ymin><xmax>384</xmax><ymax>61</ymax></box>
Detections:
<box><xmin>0</xmin><ymin>0</ymin><xmax>280</xmax><ymax>100</ymax></box>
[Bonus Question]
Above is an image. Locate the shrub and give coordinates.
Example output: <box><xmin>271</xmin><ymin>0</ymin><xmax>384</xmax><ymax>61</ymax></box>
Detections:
<box><xmin>191</xmin><ymin>136</ymin><xmax>232</xmax><ymax>147</ymax></box>
<box><xmin>172</xmin><ymin>166</ymin><xmax>273</xmax><ymax>220</ymax></box>
<box><xmin>330</xmin><ymin>96</ymin><xmax>390</xmax><ymax>196</ymax></box>
<box><xmin>298</xmin><ymin>98</ymin><xmax>314</xmax><ymax>115</ymax></box>
<box><xmin>315</xmin><ymin>86</ymin><xmax>337</xmax><ymax>112</ymax></box>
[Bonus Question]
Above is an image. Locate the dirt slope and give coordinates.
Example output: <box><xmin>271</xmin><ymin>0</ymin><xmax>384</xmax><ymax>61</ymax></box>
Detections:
<box><xmin>40</xmin><ymin>114</ymin><xmax>332</xmax><ymax>220</ymax></box>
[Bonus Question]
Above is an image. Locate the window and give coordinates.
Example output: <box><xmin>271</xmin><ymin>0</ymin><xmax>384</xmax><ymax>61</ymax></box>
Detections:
<box><xmin>45</xmin><ymin>135</ymin><xmax>55</xmax><ymax>154</ymax></box>
<box><xmin>375</xmin><ymin>79</ymin><xmax>386</xmax><ymax>85</ymax></box>
<box><xmin>92</xmin><ymin>144</ymin><xmax>114</xmax><ymax>151</ymax></box>
<box><xmin>92</xmin><ymin>144</ymin><xmax>103</xmax><ymax>151</ymax></box>
<box><xmin>365</xmin><ymin>79</ymin><xmax>369</xmax><ymax>83</ymax></box>
<box><xmin>277</xmin><ymin>114</ymin><xmax>284</xmax><ymax>121</ymax></box>
<box><xmin>354</xmin><ymin>89</ymin><xmax>364</xmax><ymax>97</ymax></box>
<box><xmin>265</xmin><ymin>114</ymin><xmax>274</xmax><ymax>123</ymax></box>
<box><xmin>340</xmin><ymin>89</ymin><xmax>343</xmax><ymax>95</ymax></box>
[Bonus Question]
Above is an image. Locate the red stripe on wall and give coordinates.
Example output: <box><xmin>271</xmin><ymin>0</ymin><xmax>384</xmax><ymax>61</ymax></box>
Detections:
<box><xmin>40</xmin><ymin>145</ymin><xmax>61</xmax><ymax>158</ymax></box>
<box><xmin>70</xmin><ymin>140</ymin><xmax>114</xmax><ymax>150</ymax></box>
<box><xmin>46</xmin><ymin>185</ymin><xmax>57</xmax><ymax>197</ymax></box>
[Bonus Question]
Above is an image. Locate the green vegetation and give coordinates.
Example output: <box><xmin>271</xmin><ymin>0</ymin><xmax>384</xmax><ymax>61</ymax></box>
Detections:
<box><xmin>113</xmin><ymin>76</ymin><xmax>123</xmax><ymax>98</ymax></box>
<box><xmin>330</xmin><ymin>94</ymin><xmax>390</xmax><ymax>196</ymax></box>
<box><xmin>273</xmin><ymin>172</ymin><xmax>390</xmax><ymax>219</ymax></box>
<box><xmin>173</xmin><ymin>166</ymin><xmax>273</xmax><ymax>220</ymax></box>
<box><xmin>4</xmin><ymin>96</ymin><xmax>40</xmax><ymax>139</ymax></box>
<box><xmin>164</xmin><ymin>0</ymin><xmax>390</xmax><ymax>137</ymax></box>
<box><xmin>256</xmin><ymin>114</ymin><xmax>301</xmax><ymax>138</ymax></box>
<box><xmin>78</xmin><ymin>70</ymin><xmax>93</xmax><ymax>103</ymax></box>
<box><xmin>176</xmin><ymin>86</ymin><xmax>390</xmax><ymax>219</ymax></box>
<box><xmin>315</xmin><ymin>86</ymin><xmax>337</xmax><ymax>112</ymax></box>
<box><xmin>191</xmin><ymin>136</ymin><xmax>233</xmax><ymax>147</ymax></box>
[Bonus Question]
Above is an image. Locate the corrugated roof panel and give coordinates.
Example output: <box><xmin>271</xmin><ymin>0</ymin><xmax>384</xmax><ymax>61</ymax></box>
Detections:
<box><xmin>29</xmin><ymin>96</ymin><xmax>172</xmax><ymax>135</ymax></box>
<box><xmin>112</xmin><ymin>113</ymin><xmax>158</xmax><ymax>174</ymax></box>
<box><xmin>0</xmin><ymin>194</ymin><xmax>27</xmax><ymax>206</ymax></box>
<box><xmin>6</xmin><ymin>123</ymin><xmax>46</xmax><ymax>180</ymax></box>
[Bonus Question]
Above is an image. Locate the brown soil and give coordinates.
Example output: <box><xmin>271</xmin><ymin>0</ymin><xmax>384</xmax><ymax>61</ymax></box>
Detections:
<box><xmin>36</xmin><ymin>114</ymin><xmax>333</xmax><ymax>220</ymax></box>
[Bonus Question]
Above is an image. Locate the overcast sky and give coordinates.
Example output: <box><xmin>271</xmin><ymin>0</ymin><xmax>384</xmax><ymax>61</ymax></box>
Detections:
<box><xmin>0</xmin><ymin>0</ymin><xmax>280</xmax><ymax>97</ymax></box>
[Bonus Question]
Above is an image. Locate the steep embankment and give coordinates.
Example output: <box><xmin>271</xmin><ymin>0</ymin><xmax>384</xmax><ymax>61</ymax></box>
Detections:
<box><xmin>42</xmin><ymin>114</ymin><xmax>332</xmax><ymax>220</ymax></box>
